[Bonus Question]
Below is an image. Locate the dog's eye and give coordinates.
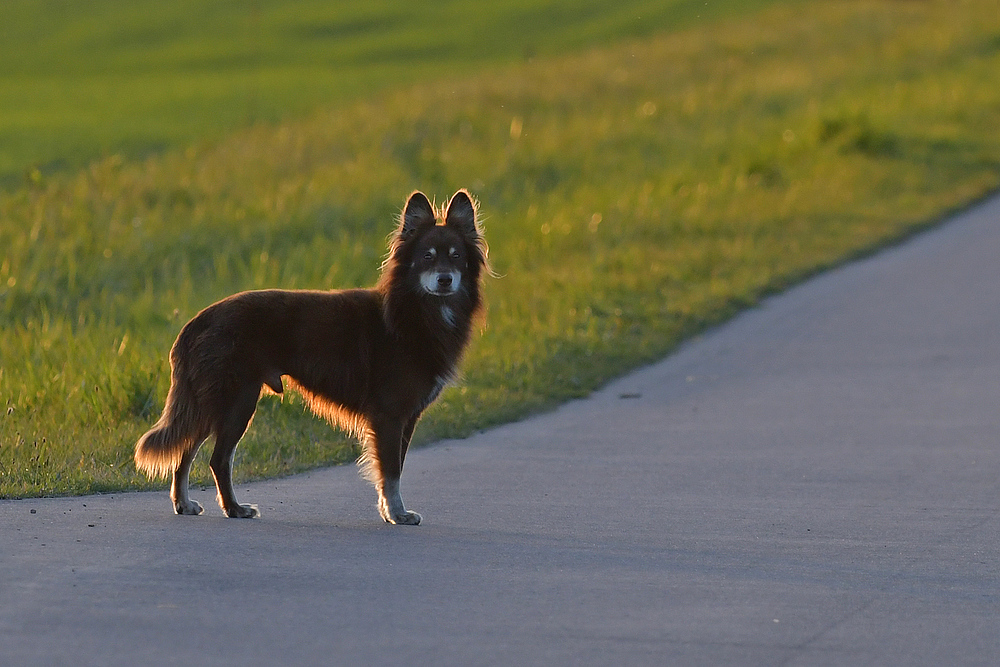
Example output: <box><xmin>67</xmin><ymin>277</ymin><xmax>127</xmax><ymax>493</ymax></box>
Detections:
<box><xmin>423</xmin><ymin>251</ymin><xmax>434</xmax><ymax>261</ymax></box>
<box><xmin>449</xmin><ymin>250</ymin><xmax>461</xmax><ymax>260</ymax></box>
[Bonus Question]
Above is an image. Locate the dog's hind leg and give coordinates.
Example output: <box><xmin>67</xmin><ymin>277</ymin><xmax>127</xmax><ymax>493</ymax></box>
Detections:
<box><xmin>399</xmin><ymin>416</ymin><xmax>418</xmax><ymax>469</ymax></box>
<box><xmin>209</xmin><ymin>387</ymin><xmax>261</xmax><ymax>518</ymax></box>
<box><xmin>370</xmin><ymin>418</ymin><xmax>421</xmax><ymax>525</ymax></box>
<box><xmin>170</xmin><ymin>433</ymin><xmax>208</xmax><ymax>515</ymax></box>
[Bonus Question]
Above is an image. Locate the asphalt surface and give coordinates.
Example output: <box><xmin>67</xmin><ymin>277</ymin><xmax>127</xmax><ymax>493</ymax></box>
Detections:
<box><xmin>4</xmin><ymin>194</ymin><xmax>1000</xmax><ymax>666</ymax></box>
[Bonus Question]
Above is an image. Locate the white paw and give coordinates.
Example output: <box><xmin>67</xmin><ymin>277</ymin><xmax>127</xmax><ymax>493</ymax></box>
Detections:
<box><xmin>377</xmin><ymin>479</ymin><xmax>420</xmax><ymax>525</ymax></box>
<box><xmin>381</xmin><ymin>508</ymin><xmax>422</xmax><ymax>525</ymax></box>
<box><xmin>174</xmin><ymin>499</ymin><xmax>204</xmax><ymax>516</ymax></box>
<box><xmin>224</xmin><ymin>503</ymin><xmax>260</xmax><ymax>519</ymax></box>
<box><xmin>377</xmin><ymin>496</ymin><xmax>421</xmax><ymax>525</ymax></box>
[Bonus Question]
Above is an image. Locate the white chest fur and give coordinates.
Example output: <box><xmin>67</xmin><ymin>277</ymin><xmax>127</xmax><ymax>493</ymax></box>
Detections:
<box><xmin>441</xmin><ymin>305</ymin><xmax>456</xmax><ymax>327</ymax></box>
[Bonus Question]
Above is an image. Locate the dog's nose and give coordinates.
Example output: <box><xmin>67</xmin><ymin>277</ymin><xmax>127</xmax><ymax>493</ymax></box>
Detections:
<box><xmin>437</xmin><ymin>274</ymin><xmax>453</xmax><ymax>289</ymax></box>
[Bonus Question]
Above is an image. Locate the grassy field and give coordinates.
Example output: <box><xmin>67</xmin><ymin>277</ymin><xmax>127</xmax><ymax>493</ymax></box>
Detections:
<box><xmin>1</xmin><ymin>0</ymin><xmax>999</xmax><ymax>498</ymax></box>
<box><xmin>0</xmin><ymin>0</ymin><xmax>790</xmax><ymax>185</ymax></box>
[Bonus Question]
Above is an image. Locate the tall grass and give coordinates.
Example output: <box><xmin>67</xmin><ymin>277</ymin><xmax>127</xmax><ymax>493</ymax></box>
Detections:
<box><xmin>1</xmin><ymin>0</ymin><xmax>999</xmax><ymax>497</ymax></box>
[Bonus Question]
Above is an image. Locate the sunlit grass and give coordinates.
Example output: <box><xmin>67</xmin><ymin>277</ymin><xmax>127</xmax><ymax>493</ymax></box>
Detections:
<box><xmin>0</xmin><ymin>0</ymin><xmax>789</xmax><ymax>184</ymax></box>
<box><xmin>1</xmin><ymin>0</ymin><xmax>999</xmax><ymax>497</ymax></box>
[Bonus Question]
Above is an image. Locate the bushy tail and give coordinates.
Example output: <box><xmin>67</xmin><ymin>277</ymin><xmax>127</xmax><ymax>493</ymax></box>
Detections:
<box><xmin>134</xmin><ymin>352</ymin><xmax>202</xmax><ymax>478</ymax></box>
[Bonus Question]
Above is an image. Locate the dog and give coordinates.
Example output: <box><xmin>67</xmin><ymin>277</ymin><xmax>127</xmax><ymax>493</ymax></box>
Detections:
<box><xmin>134</xmin><ymin>190</ymin><xmax>488</xmax><ymax>524</ymax></box>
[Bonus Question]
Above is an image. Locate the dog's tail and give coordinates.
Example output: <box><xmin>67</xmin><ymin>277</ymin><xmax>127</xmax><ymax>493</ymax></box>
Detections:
<box><xmin>134</xmin><ymin>344</ymin><xmax>203</xmax><ymax>478</ymax></box>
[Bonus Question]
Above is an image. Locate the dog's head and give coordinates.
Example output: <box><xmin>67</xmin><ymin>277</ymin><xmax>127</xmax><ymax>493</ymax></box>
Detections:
<box><xmin>385</xmin><ymin>190</ymin><xmax>489</xmax><ymax>297</ymax></box>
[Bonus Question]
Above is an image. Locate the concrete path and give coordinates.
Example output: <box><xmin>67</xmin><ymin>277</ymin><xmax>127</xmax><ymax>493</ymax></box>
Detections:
<box><xmin>4</xmin><ymin>194</ymin><xmax>1000</xmax><ymax>666</ymax></box>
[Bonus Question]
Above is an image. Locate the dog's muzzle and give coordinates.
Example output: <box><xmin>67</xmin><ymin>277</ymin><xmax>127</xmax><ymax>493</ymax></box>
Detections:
<box><xmin>421</xmin><ymin>270</ymin><xmax>462</xmax><ymax>295</ymax></box>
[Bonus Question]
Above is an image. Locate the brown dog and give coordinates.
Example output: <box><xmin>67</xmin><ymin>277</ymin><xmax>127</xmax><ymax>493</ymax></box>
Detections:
<box><xmin>134</xmin><ymin>190</ymin><xmax>488</xmax><ymax>524</ymax></box>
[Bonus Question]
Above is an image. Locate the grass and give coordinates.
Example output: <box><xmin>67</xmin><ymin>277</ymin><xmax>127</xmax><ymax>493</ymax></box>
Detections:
<box><xmin>2</xmin><ymin>0</ymin><xmax>999</xmax><ymax>498</ymax></box>
<box><xmin>0</xmin><ymin>0</ymin><xmax>790</xmax><ymax>185</ymax></box>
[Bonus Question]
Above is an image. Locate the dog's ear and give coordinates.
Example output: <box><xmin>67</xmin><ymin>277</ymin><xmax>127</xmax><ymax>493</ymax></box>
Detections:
<box><xmin>444</xmin><ymin>189</ymin><xmax>478</xmax><ymax>238</ymax></box>
<box><xmin>400</xmin><ymin>191</ymin><xmax>436</xmax><ymax>237</ymax></box>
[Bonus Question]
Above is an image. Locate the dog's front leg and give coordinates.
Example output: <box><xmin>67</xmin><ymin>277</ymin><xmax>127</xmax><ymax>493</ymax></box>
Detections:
<box><xmin>370</xmin><ymin>418</ymin><xmax>421</xmax><ymax>525</ymax></box>
<box><xmin>377</xmin><ymin>477</ymin><xmax>421</xmax><ymax>525</ymax></box>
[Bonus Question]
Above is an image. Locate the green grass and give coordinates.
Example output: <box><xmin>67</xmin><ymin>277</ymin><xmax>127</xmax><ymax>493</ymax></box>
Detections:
<box><xmin>0</xmin><ymin>0</ymin><xmax>790</xmax><ymax>185</ymax></box>
<box><xmin>2</xmin><ymin>0</ymin><xmax>999</xmax><ymax>498</ymax></box>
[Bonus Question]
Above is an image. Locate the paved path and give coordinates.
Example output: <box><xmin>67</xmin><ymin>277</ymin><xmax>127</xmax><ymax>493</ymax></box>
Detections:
<box><xmin>4</xmin><ymin>195</ymin><xmax>1000</xmax><ymax>666</ymax></box>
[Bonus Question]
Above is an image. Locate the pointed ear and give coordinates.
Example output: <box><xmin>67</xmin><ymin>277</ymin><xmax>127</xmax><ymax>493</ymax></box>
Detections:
<box><xmin>400</xmin><ymin>191</ymin><xmax>436</xmax><ymax>237</ymax></box>
<box><xmin>444</xmin><ymin>189</ymin><xmax>478</xmax><ymax>238</ymax></box>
